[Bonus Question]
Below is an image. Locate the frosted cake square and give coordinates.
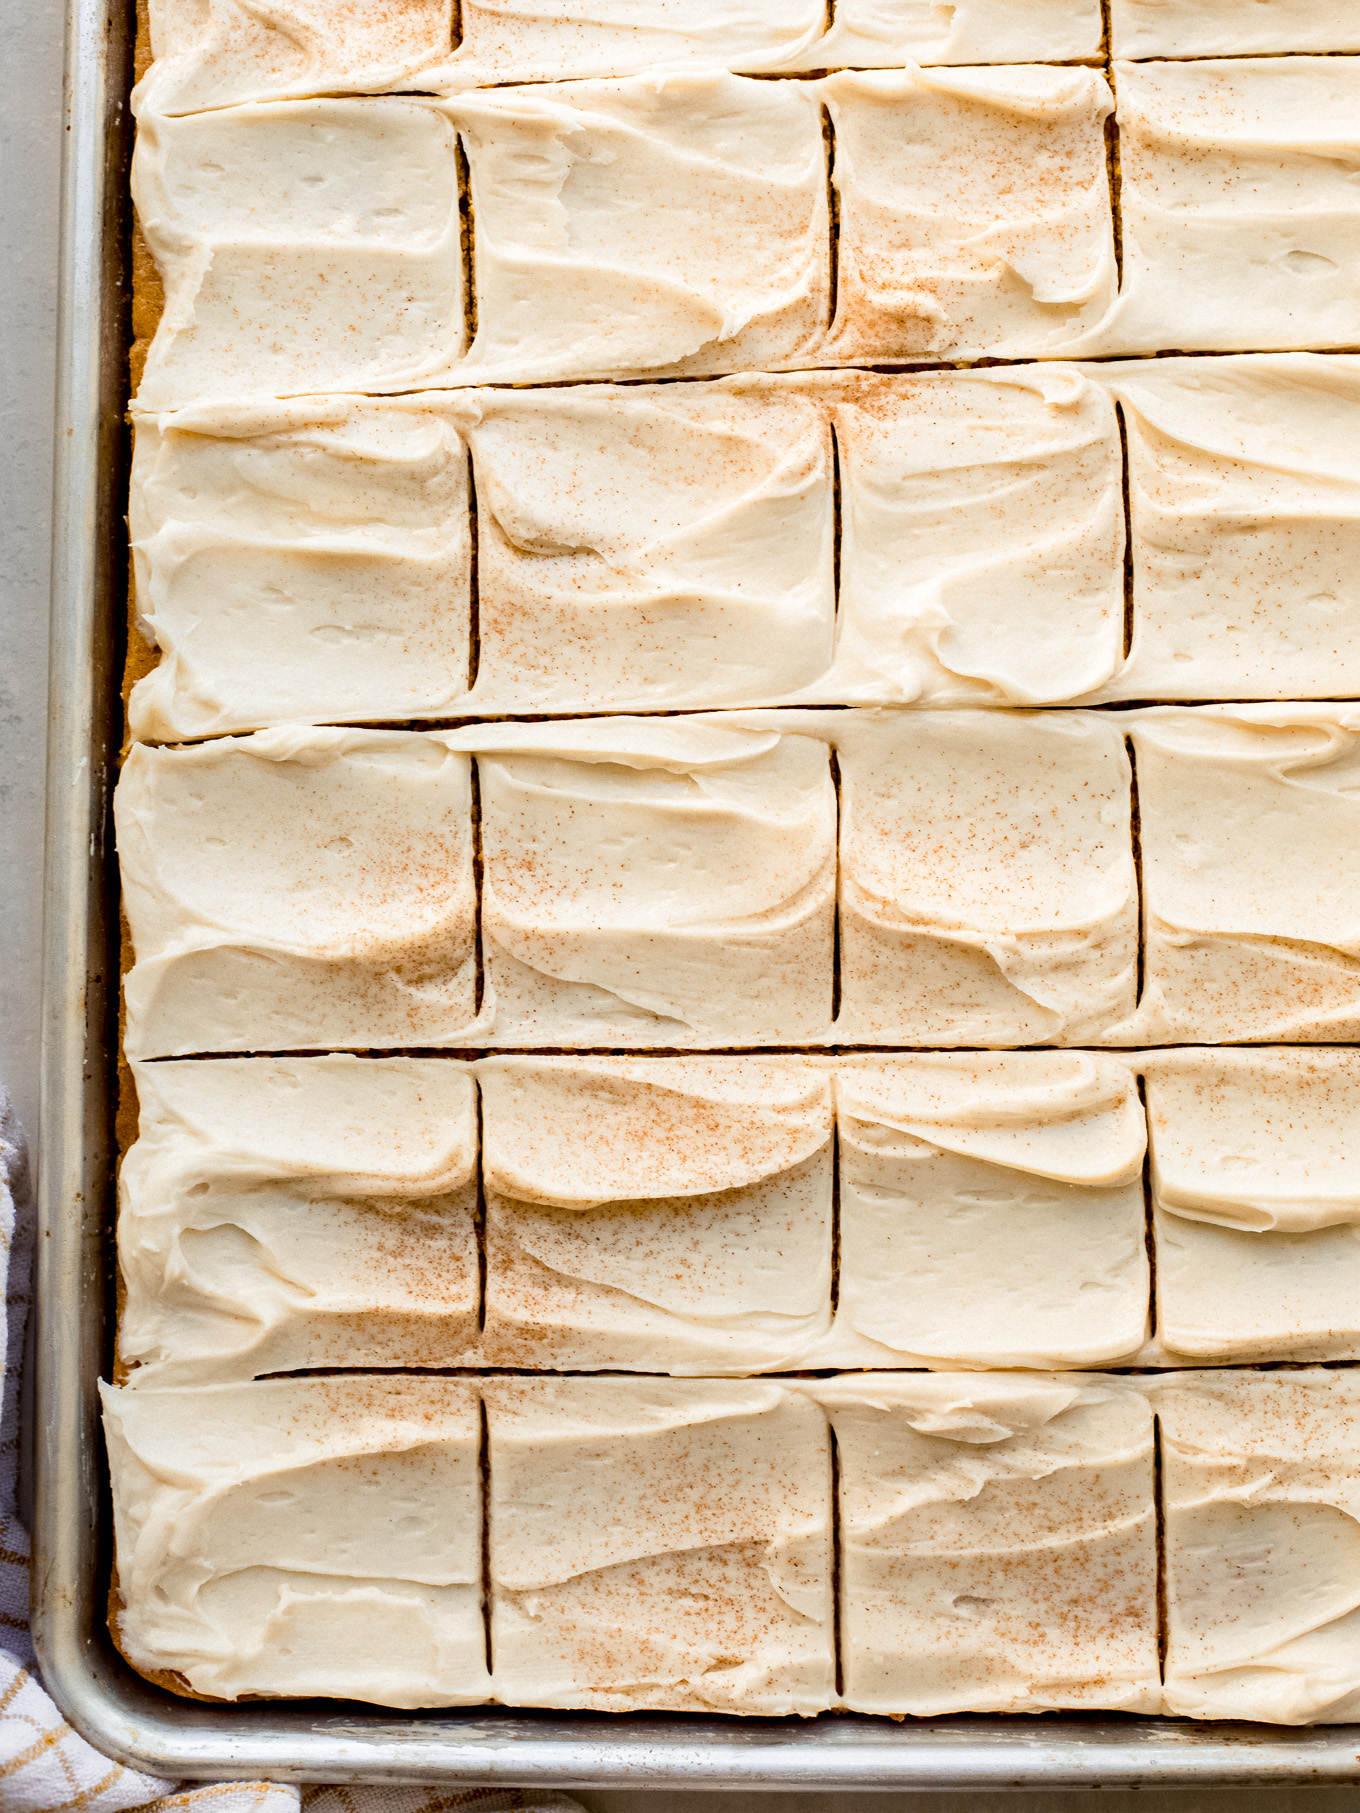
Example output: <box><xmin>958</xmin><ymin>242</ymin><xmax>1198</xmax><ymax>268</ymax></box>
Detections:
<box><xmin>461</xmin><ymin>381</ymin><xmax>835</xmax><ymax>713</ymax></box>
<box><xmin>447</xmin><ymin>0</ymin><xmax>827</xmax><ymax>82</ymax></box>
<box><xmin>463</xmin><ymin>718</ymin><xmax>836</xmax><ymax>1049</ymax></box>
<box><xmin>483</xmin><ymin>1376</ymin><xmax>834</xmax><ymax>1714</ymax></box>
<box><xmin>1128</xmin><ymin>706</ymin><xmax>1360</xmax><ymax>1043</ymax></box>
<box><xmin>116</xmin><ymin>728</ymin><xmax>476</xmax><ymax>1057</ymax></box>
<box><xmin>102</xmin><ymin>1375</ymin><xmax>487</xmax><ymax>1707</ymax></box>
<box><xmin>1145</xmin><ymin>1050</ymin><xmax>1360</xmax><ymax>1363</ymax></box>
<box><xmin>815</xmin><ymin>0</ymin><xmax>1102</xmax><ymax>67</ymax></box>
<box><xmin>135</xmin><ymin>0</ymin><xmax>456</xmax><ymax>114</ymax></box>
<box><xmin>822</xmin><ymin>66</ymin><xmax>1116</xmax><ymax>364</ymax></box>
<box><xmin>133</xmin><ymin>99</ymin><xmax>465</xmax><ymax>410</ymax></box>
<box><xmin>826</xmin><ymin>367</ymin><xmax>1124</xmax><ymax>705</ymax></box>
<box><xmin>813</xmin><ymin>1374</ymin><xmax>1161</xmax><ymax>1715</ymax></box>
<box><xmin>834</xmin><ymin>711</ymin><xmax>1139</xmax><ymax>1047</ymax></box>
<box><xmin>118</xmin><ymin>1056</ymin><xmax>479</xmax><ymax>1387</ymax></box>
<box><xmin>449</xmin><ymin>0</ymin><xmax>1103</xmax><ymax>81</ymax></box>
<box><xmin>1108</xmin><ymin>60</ymin><xmax>1360</xmax><ymax>355</ymax></box>
<box><xmin>828</xmin><ymin>1054</ymin><xmax>1148</xmax><ymax>1370</ymax></box>
<box><xmin>1095</xmin><ymin>357</ymin><xmax>1360</xmax><ymax>702</ymax></box>
<box><xmin>127</xmin><ymin>398</ymin><xmax>472</xmax><ymax>742</ymax></box>
<box><xmin>455</xmin><ymin>74</ymin><xmax>829</xmax><ymax>383</ymax></box>
<box><xmin>1111</xmin><ymin>0</ymin><xmax>1360</xmax><ymax>58</ymax></box>
<box><xmin>1156</xmin><ymin>1369</ymin><xmax>1360</xmax><ymax>1723</ymax></box>
<box><xmin>477</xmin><ymin>1058</ymin><xmax>833</xmax><ymax>1373</ymax></box>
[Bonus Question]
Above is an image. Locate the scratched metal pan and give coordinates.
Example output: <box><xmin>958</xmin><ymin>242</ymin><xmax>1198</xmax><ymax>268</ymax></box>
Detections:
<box><xmin>30</xmin><ymin>0</ymin><xmax>1360</xmax><ymax>1785</ymax></box>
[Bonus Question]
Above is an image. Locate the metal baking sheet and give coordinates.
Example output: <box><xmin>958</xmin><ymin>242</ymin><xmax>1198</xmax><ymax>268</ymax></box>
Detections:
<box><xmin>30</xmin><ymin>0</ymin><xmax>1360</xmax><ymax>1785</ymax></box>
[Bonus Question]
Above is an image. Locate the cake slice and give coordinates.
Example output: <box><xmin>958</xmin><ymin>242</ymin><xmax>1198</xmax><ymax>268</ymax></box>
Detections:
<box><xmin>1156</xmin><ymin>1369</ymin><xmax>1360</xmax><ymax>1723</ymax></box>
<box><xmin>477</xmin><ymin>1057</ymin><xmax>833</xmax><ymax>1372</ymax></box>
<box><xmin>102</xmin><ymin>1375</ymin><xmax>487</xmax><ymax>1707</ymax></box>
<box><xmin>1145</xmin><ymin>1049</ymin><xmax>1360</xmax><ymax>1362</ymax></box>
<box><xmin>134</xmin><ymin>0</ymin><xmax>456</xmax><ymax>114</ymax></box>
<box><xmin>483</xmin><ymin>1376</ymin><xmax>835</xmax><ymax>1714</ymax></box>
<box><xmin>128</xmin><ymin>396</ymin><xmax>472</xmax><ymax>741</ymax></box>
<box><xmin>1111</xmin><ymin>0</ymin><xmax>1360</xmax><ymax>57</ymax></box>
<box><xmin>829</xmin><ymin>1052</ymin><xmax>1148</xmax><ymax>1369</ymax></box>
<box><xmin>447</xmin><ymin>0</ymin><xmax>826</xmax><ymax>82</ymax></box>
<box><xmin>833</xmin><ymin>710</ymin><xmax>1139</xmax><ymax>1046</ymax></box>
<box><xmin>1108</xmin><ymin>60</ymin><xmax>1360</xmax><ymax>354</ymax></box>
<box><xmin>133</xmin><ymin>98</ymin><xmax>465</xmax><ymax>410</ymax></box>
<box><xmin>815</xmin><ymin>0</ymin><xmax>1102</xmax><ymax>67</ymax></box>
<box><xmin>813</xmin><ymin>1373</ymin><xmax>1161</xmax><ymax>1715</ymax></box>
<box><xmin>1128</xmin><ymin>705</ymin><xmax>1360</xmax><ymax>1043</ymax></box>
<box><xmin>461</xmin><ymin>380</ymin><xmax>835</xmax><ymax>712</ymax></box>
<box><xmin>454</xmin><ymin>73</ymin><xmax>829</xmax><ymax>382</ymax></box>
<box><xmin>116</xmin><ymin>728</ymin><xmax>477</xmax><ymax>1057</ymax></box>
<box><xmin>118</xmin><ymin>1056</ymin><xmax>478</xmax><ymax>1386</ymax></box>
<box><xmin>825</xmin><ymin>367</ymin><xmax>1124</xmax><ymax>705</ymax></box>
<box><xmin>1093</xmin><ymin>356</ymin><xmax>1360</xmax><ymax>703</ymax></box>
<box><xmin>822</xmin><ymin>65</ymin><xmax>1116</xmax><ymax>363</ymax></box>
<box><xmin>458</xmin><ymin>717</ymin><xmax>836</xmax><ymax>1049</ymax></box>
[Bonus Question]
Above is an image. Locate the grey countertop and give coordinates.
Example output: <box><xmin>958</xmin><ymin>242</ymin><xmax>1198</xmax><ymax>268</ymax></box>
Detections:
<box><xmin>2</xmin><ymin>3</ymin><xmax>1357</xmax><ymax>1806</ymax></box>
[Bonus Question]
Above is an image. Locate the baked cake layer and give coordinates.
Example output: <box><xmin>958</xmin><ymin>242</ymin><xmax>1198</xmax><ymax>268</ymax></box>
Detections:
<box><xmin>113</xmin><ymin>0</ymin><xmax>1360</xmax><ymax>1732</ymax></box>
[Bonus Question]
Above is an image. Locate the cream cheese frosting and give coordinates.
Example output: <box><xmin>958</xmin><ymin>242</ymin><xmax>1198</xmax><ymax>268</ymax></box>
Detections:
<box><xmin>116</xmin><ymin>727</ymin><xmax>477</xmax><ymax>1058</ymax></box>
<box><xmin>133</xmin><ymin>99</ymin><xmax>466</xmax><ymax>411</ymax></box>
<box><xmin>459</xmin><ymin>380</ymin><xmax>835</xmax><ymax>712</ymax></box>
<box><xmin>449</xmin><ymin>717</ymin><xmax>836</xmax><ymax>1049</ymax></box>
<box><xmin>118</xmin><ymin>1056</ymin><xmax>479</xmax><ymax>1386</ymax></box>
<box><xmin>138</xmin><ymin>0</ymin><xmax>1106</xmax><ymax>109</ymax></box>
<box><xmin>102</xmin><ymin>1375</ymin><xmax>488</xmax><ymax>1707</ymax></box>
<box><xmin>446</xmin><ymin>0</ymin><xmax>827</xmax><ymax>83</ymax></box>
<box><xmin>811</xmin><ymin>1373</ymin><xmax>1160</xmax><ymax>1716</ymax></box>
<box><xmin>826</xmin><ymin>1053</ymin><xmax>1148</xmax><ymax>1370</ymax></box>
<box><xmin>453</xmin><ymin>74</ymin><xmax>830</xmax><ymax>383</ymax></box>
<box><xmin>1111</xmin><ymin>0</ymin><xmax>1360</xmax><ymax>58</ymax></box>
<box><xmin>483</xmin><ymin>1376</ymin><xmax>834</xmax><ymax>1714</ymax></box>
<box><xmin>822</xmin><ymin>367</ymin><xmax>1125</xmax><ymax>706</ymax></box>
<box><xmin>1127</xmin><ymin>706</ymin><xmax>1360</xmax><ymax>1044</ymax></box>
<box><xmin>822</xmin><ymin>66</ymin><xmax>1116</xmax><ymax>364</ymax></box>
<box><xmin>832</xmin><ymin>711</ymin><xmax>1139</xmax><ymax>1046</ymax></box>
<box><xmin>1155</xmin><ymin>1369</ymin><xmax>1360</xmax><ymax>1723</ymax></box>
<box><xmin>477</xmin><ymin>1058</ymin><xmax>833</xmax><ymax>1373</ymax></box>
<box><xmin>812</xmin><ymin>0</ymin><xmax>1103</xmax><ymax>68</ymax></box>
<box><xmin>1091</xmin><ymin>356</ymin><xmax>1360</xmax><ymax>703</ymax></box>
<box><xmin>1106</xmin><ymin>60</ymin><xmax>1360</xmax><ymax>356</ymax></box>
<box><xmin>128</xmin><ymin>370</ymin><xmax>1140</xmax><ymax>736</ymax></box>
<box><xmin>134</xmin><ymin>0</ymin><xmax>455</xmax><ymax>116</ymax></box>
<box><xmin>128</xmin><ymin>398</ymin><xmax>472</xmax><ymax>741</ymax></box>
<box><xmin>1145</xmin><ymin>1049</ymin><xmax>1360</xmax><ymax>1362</ymax></box>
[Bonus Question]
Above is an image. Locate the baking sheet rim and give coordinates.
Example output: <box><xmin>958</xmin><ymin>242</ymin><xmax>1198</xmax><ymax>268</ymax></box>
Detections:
<box><xmin>28</xmin><ymin>0</ymin><xmax>1360</xmax><ymax>1784</ymax></box>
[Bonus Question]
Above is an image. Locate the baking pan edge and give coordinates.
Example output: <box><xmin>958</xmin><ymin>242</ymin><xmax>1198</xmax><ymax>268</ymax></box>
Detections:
<box><xmin>28</xmin><ymin>0</ymin><xmax>1360</xmax><ymax>1784</ymax></box>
